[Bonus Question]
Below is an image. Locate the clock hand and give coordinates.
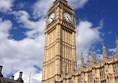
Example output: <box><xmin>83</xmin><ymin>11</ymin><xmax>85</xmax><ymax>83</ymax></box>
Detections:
<box><xmin>67</xmin><ymin>16</ymin><xmax>70</xmax><ymax>22</ymax></box>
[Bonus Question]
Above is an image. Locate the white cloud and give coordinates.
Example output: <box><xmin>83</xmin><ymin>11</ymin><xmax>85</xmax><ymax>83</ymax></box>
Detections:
<box><xmin>0</xmin><ymin>0</ymin><xmax>14</xmax><ymax>13</ymax></box>
<box><xmin>32</xmin><ymin>0</ymin><xmax>88</xmax><ymax>18</ymax></box>
<box><xmin>0</xmin><ymin>37</ymin><xmax>44</xmax><ymax>83</ymax></box>
<box><xmin>95</xmin><ymin>54</ymin><xmax>103</xmax><ymax>61</ymax></box>
<box><xmin>12</xmin><ymin>10</ymin><xmax>45</xmax><ymax>38</ymax></box>
<box><xmin>0</xmin><ymin>0</ymin><xmax>89</xmax><ymax>83</ymax></box>
<box><xmin>76</xmin><ymin>21</ymin><xmax>102</xmax><ymax>63</ymax></box>
<box><xmin>14</xmin><ymin>69</ymin><xmax>42</xmax><ymax>83</ymax></box>
<box><xmin>68</xmin><ymin>0</ymin><xmax>88</xmax><ymax>9</ymax></box>
<box><xmin>0</xmin><ymin>36</ymin><xmax>44</xmax><ymax>83</ymax></box>
<box><xmin>0</xmin><ymin>18</ymin><xmax>12</xmax><ymax>40</ymax></box>
<box><xmin>32</xmin><ymin>0</ymin><xmax>54</xmax><ymax>18</ymax></box>
<box><xmin>108</xmin><ymin>48</ymin><xmax>116</xmax><ymax>54</ymax></box>
<box><xmin>0</xmin><ymin>17</ymin><xmax>44</xmax><ymax>83</ymax></box>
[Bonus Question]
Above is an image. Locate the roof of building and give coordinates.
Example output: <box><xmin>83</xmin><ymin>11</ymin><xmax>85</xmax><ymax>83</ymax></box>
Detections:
<box><xmin>0</xmin><ymin>66</ymin><xmax>24</xmax><ymax>83</ymax></box>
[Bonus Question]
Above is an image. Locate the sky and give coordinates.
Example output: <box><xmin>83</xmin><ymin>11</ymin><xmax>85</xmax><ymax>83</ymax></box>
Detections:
<box><xmin>0</xmin><ymin>0</ymin><xmax>118</xmax><ymax>83</ymax></box>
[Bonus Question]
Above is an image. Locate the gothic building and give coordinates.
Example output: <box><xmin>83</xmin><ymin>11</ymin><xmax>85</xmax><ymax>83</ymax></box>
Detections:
<box><xmin>42</xmin><ymin>0</ymin><xmax>118</xmax><ymax>83</ymax></box>
<box><xmin>0</xmin><ymin>66</ymin><xmax>24</xmax><ymax>83</ymax></box>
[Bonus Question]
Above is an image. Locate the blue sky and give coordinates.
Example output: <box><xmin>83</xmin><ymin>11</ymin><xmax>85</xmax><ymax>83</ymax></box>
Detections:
<box><xmin>0</xmin><ymin>0</ymin><xmax>118</xmax><ymax>83</ymax></box>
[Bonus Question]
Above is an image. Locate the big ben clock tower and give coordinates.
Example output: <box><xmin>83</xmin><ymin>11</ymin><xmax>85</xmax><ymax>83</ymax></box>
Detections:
<box><xmin>42</xmin><ymin>0</ymin><xmax>77</xmax><ymax>82</ymax></box>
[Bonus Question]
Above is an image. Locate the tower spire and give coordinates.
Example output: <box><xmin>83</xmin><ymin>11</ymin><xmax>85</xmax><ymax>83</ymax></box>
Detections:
<box><xmin>81</xmin><ymin>53</ymin><xmax>84</xmax><ymax>67</ymax></box>
<box><xmin>91</xmin><ymin>51</ymin><xmax>95</xmax><ymax>63</ymax></box>
<box><xmin>102</xmin><ymin>43</ymin><xmax>108</xmax><ymax>59</ymax></box>
<box><xmin>116</xmin><ymin>35</ymin><xmax>118</xmax><ymax>54</ymax></box>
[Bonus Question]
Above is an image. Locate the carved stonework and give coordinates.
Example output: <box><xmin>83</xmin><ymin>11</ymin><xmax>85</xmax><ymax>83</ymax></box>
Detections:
<box><xmin>42</xmin><ymin>0</ymin><xmax>118</xmax><ymax>83</ymax></box>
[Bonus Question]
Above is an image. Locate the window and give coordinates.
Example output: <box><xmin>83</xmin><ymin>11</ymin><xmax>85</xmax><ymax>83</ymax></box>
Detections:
<box><xmin>78</xmin><ymin>76</ymin><xmax>82</xmax><ymax>83</ymax></box>
<box><xmin>113</xmin><ymin>63</ymin><xmax>118</xmax><ymax>73</ymax></box>
<box><xmin>69</xmin><ymin>80</ymin><xmax>73</xmax><ymax>83</ymax></box>
<box><xmin>115</xmin><ymin>77</ymin><xmax>118</xmax><ymax>83</ymax></box>
<box><xmin>88</xmin><ymin>71</ymin><xmax>92</xmax><ymax>80</ymax></box>
<box><xmin>101</xmin><ymin>80</ymin><xmax>106</xmax><ymax>83</ymax></box>
<box><xmin>99</xmin><ymin>67</ymin><xmax>105</xmax><ymax>76</ymax></box>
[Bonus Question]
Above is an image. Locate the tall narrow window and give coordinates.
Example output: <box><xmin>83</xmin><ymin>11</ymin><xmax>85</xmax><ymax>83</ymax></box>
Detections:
<box><xmin>99</xmin><ymin>67</ymin><xmax>105</xmax><ymax>76</ymax></box>
<box><xmin>78</xmin><ymin>76</ymin><xmax>82</xmax><ymax>83</ymax></box>
<box><xmin>88</xmin><ymin>71</ymin><xmax>92</xmax><ymax>82</ymax></box>
<box><xmin>113</xmin><ymin>63</ymin><xmax>118</xmax><ymax>73</ymax></box>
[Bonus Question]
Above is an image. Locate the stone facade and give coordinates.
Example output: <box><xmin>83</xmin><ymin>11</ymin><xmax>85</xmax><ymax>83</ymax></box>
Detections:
<box><xmin>42</xmin><ymin>0</ymin><xmax>118</xmax><ymax>83</ymax></box>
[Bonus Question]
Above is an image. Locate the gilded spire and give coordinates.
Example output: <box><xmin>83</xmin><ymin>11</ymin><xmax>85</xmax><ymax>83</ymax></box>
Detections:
<box><xmin>102</xmin><ymin>43</ymin><xmax>108</xmax><ymax>59</ymax></box>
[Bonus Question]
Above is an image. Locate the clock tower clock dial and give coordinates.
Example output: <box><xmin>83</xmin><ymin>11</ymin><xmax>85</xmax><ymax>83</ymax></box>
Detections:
<box><xmin>64</xmin><ymin>12</ymin><xmax>72</xmax><ymax>22</ymax></box>
<box><xmin>48</xmin><ymin>13</ymin><xmax>56</xmax><ymax>24</ymax></box>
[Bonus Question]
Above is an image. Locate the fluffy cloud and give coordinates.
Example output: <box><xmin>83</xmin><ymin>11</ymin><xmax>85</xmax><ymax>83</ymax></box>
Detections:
<box><xmin>0</xmin><ymin>0</ymin><xmax>14</xmax><ymax>13</ymax></box>
<box><xmin>32</xmin><ymin>0</ymin><xmax>54</xmax><ymax>18</ymax></box>
<box><xmin>0</xmin><ymin>17</ymin><xmax>44</xmax><ymax>83</ymax></box>
<box><xmin>1</xmin><ymin>37</ymin><xmax>44</xmax><ymax>83</ymax></box>
<box><xmin>0</xmin><ymin>18</ymin><xmax>12</xmax><ymax>40</ymax></box>
<box><xmin>0</xmin><ymin>0</ymin><xmax>90</xmax><ymax>83</ymax></box>
<box><xmin>76</xmin><ymin>21</ymin><xmax>102</xmax><ymax>63</ymax></box>
<box><xmin>32</xmin><ymin>0</ymin><xmax>88</xmax><ymax>18</ymax></box>
<box><xmin>68</xmin><ymin>0</ymin><xmax>88</xmax><ymax>9</ymax></box>
<box><xmin>108</xmin><ymin>48</ymin><xmax>116</xmax><ymax>53</ymax></box>
<box><xmin>12</xmin><ymin>10</ymin><xmax>45</xmax><ymax>38</ymax></box>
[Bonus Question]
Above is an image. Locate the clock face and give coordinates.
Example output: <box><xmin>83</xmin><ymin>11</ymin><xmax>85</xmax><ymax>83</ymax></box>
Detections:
<box><xmin>48</xmin><ymin>13</ymin><xmax>56</xmax><ymax>24</ymax></box>
<box><xmin>64</xmin><ymin>13</ymin><xmax>71</xmax><ymax>22</ymax></box>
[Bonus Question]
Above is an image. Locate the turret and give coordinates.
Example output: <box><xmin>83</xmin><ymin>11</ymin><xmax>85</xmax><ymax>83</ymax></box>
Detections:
<box><xmin>91</xmin><ymin>51</ymin><xmax>95</xmax><ymax>63</ymax></box>
<box><xmin>17</xmin><ymin>72</ymin><xmax>24</xmax><ymax>83</ymax></box>
<box><xmin>116</xmin><ymin>37</ymin><xmax>118</xmax><ymax>54</ymax></box>
<box><xmin>81</xmin><ymin>53</ymin><xmax>84</xmax><ymax>67</ymax></box>
<box><xmin>102</xmin><ymin>43</ymin><xmax>108</xmax><ymax>59</ymax></box>
<box><xmin>0</xmin><ymin>66</ymin><xmax>3</xmax><ymax>77</ymax></box>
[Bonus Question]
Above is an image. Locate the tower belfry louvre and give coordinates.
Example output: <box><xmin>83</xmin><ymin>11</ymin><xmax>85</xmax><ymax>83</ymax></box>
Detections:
<box><xmin>42</xmin><ymin>0</ymin><xmax>118</xmax><ymax>83</ymax></box>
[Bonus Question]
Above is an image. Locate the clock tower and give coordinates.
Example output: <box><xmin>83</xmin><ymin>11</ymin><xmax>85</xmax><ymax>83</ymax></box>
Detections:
<box><xmin>42</xmin><ymin>0</ymin><xmax>77</xmax><ymax>82</ymax></box>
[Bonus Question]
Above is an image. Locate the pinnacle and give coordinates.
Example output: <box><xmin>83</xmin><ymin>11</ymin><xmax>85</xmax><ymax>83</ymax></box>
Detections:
<box><xmin>102</xmin><ymin>43</ymin><xmax>106</xmax><ymax>49</ymax></box>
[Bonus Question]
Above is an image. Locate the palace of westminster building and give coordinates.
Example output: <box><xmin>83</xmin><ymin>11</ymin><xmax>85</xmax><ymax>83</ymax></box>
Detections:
<box><xmin>42</xmin><ymin>0</ymin><xmax>118</xmax><ymax>83</ymax></box>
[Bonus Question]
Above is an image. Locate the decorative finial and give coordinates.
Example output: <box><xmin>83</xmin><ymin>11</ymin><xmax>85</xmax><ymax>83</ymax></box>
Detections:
<box><xmin>102</xmin><ymin>42</ymin><xmax>105</xmax><ymax>48</ymax></box>
<box><xmin>91</xmin><ymin>51</ymin><xmax>95</xmax><ymax>62</ymax></box>
<box><xmin>80</xmin><ymin>53</ymin><xmax>84</xmax><ymax>66</ymax></box>
<box><xmin>115</xmin><ymin>34</ymin><xmax>118</xmax><ymax>54</ymax></box>
<box><xmin>102</xmin><ymin>43</ymin><xmax>108</xmax><ymax>59</ymax></box>
<box><xmin>81</xmin><ymin>52</ymin><xmax>83</xmax><ymax>58</ymax></box>
<box><xmin>115</xmin><ymin>35</ymin><xmax>118</xmax><ymax>43</ymax></box>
